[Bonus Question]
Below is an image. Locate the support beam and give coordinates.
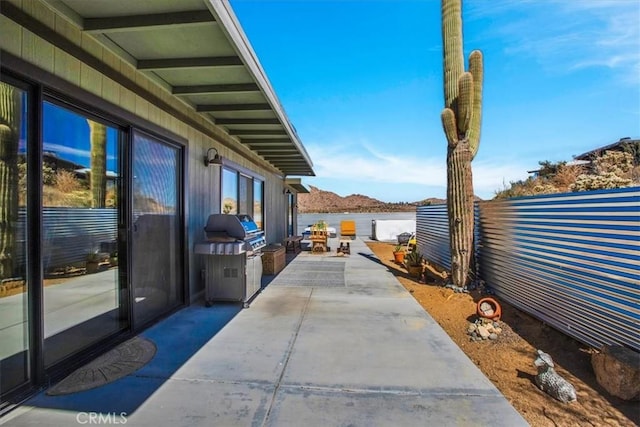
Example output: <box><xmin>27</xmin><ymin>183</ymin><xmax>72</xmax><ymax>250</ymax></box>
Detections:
<box><xmin>215</xmin><ymin>118</ymin><xmax>280</xmax><ymax>125</ymax></box>
<box><xmin>255</xmin><ymin>149</ymin><xmax>299</xmax><ymax>155</ymax></box>
<box><xmin>84</xmin><ymin>11</ymin><xmax>215</xmax><ymax>33</ymax></box>
<box><xmin>173</xmin><ymin>83</ymin><xmax>259</xmax><ymax>95</ymax></box>
<box><xmin>138</xmin><ymin>56</ymin><xmax>242</xmax><ymax>70</ymax></box>
<box><xmin>242</xmin><ymin>138</ymin><xmax>291</xmax><ymax>144</ymax></box>
<box><xmin>228</xmin><ymin>129</ymin><xmax>286</xmax><ymax>136</ymax></box>
<box><xmin>270</xmin><ymin>160</ymin><xmax>309</xmax><ymax>164</ymax></box>
<box><xmin>196</xmin><ymin>103</ymin><xmax>271</xmax><ymax>112</ymax></box>
<box><xmin>262</xmin><ymin>155</ymin><xmax>304</xmax><ymax>160</ymax></box>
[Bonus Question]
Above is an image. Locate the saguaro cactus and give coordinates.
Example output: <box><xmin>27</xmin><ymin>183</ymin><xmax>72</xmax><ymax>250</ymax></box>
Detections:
<box><xmin>88</xmin><ymin>119</ymin><xmax>107</xmax><ymax>208</ymax></box>
<box><xmin>0</xmin><ymin>82</ymin><xmax>21</xmax><ymax>279</ymax></box>
<box><xmin>441</xmin><ymin>0</ymin><xmax>483</xmax><ymax>288</ymax></box>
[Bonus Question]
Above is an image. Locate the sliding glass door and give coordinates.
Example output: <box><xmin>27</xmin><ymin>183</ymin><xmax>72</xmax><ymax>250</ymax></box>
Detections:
<box><xmin>131</xmin><ymin>131</ymin><xmax>183</xmax><ymax>327</ymax></box>
<box><xmin>1</xmin><ymin>71</ymin><xmax>186</xmax><ymax>405</ymax></box>
<box><xmin>41</xmin><ymin>101</ymin><xmax>126</xmax><ymax>367</ymax></box>
<box><xmin>0</xmin><ymin>80</ymin><xmax>30</xmax><ymax>396</ymax></box>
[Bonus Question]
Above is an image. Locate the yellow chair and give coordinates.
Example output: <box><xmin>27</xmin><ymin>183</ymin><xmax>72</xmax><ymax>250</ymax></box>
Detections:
<box><xmin>340</xmin><ymin>220</ymin><xmax>356</xmax><ymax>238</ymax></box>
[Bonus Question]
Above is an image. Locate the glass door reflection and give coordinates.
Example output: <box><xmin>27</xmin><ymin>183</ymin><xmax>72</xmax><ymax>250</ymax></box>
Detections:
<box><xmin>42</xmin><ymin>101</ymin><xmax>125</xmax><ymax>367</ymax></box>
<box><xmin>0</xmin><ymin>80</ymin><xmax>30</xmax><ymax>396</ymax></box>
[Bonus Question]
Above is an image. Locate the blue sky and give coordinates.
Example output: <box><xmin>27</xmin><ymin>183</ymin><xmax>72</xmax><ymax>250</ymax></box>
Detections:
<box><xmin>230</xmin><ymin>0</ymin><xmax>640</xmax><ymax>202</ymax></box>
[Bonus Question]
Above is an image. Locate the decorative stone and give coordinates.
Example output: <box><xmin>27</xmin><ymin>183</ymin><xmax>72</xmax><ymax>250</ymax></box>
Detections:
<box><xmin>477</xmin><ymin>325</ymin><xmax>490</xmax><ymax>339</ymax></box>
<box><xmin>489</xmin><ymin>333</ymin><xmax>498</xmax><ymax>340</ymax></box>
<box><xmin>534</xmin><ymin>349</ymin><xmax>577</xmax><ymax>403</ymax></box>
<box><xmin>592</xmin><ymin>345</ymin><xmax>640</xmax><ymax>401</ymax></box>
<box><xmin>494</xmin><ymin>327</ymin><xmax>502</xmax><ymax>334</ymax></box>
<box><xmin>467</xmin><ymin>324</ymin><xmax>477</xmax><ymax>334</ymax></box>
<box><xmin>479</xmin><ymin>302</ymin><xmax>494</xmax><ymax>316</ymax></box>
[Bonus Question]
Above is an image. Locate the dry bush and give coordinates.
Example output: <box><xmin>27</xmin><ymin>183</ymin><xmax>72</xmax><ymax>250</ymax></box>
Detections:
<box><xmin>43</xmin><ymin>187</ymin><xmax>90</xmax><ymax>207</ymax></box>
<box><xmin>594</xmin><ymin>151</ymin><xmax>633</xmax><ymax>178</ymax></box>
<box><xmin>553</xmin><ymin>164</ymin><xmax>585</xmax><ymax>192</ymax></box>
<box><xmin>571</xmin><ymin>172</ymin><xmax>632</xmax><ymax>191</ymax></box>
<box><xmin>496</xmin><ymin>151</ymin><xmax>637</xmax><ymax>199</ymax></box>
<box><xmin>631</xmin><ymin>165</ymin><xmax>640</xmax><ymax>185</ymax></box>
<box><xmin>54</xmin><ymin>170</ymin><xmax>82</xmax><ymax>193</ymax></box>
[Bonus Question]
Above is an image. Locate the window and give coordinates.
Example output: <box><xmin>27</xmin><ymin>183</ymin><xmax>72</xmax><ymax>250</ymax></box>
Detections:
<box><xmin>221</xmin><ymin>166</ymin><xmax>264</xmax><ymax>229</ymax></box>
<box><xmin>238</xmin><ymin>174</ymin><xmax>252</xmax><ymax>216</ymax></box>
<box><xmin>253</xmin><ymin>180</ymin><xmax>263</xmax><ymax>229</ymax></box>
<box><xmin>222</xmin><ymin>168</ymin><xmax>238</xmax><ymax>214</ymax></box>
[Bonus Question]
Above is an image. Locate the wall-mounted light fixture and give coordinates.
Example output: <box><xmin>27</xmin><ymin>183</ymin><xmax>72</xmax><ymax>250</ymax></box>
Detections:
<box><xmin>204</xmin><ymin>147</ymin><xmax>223</xmax><ymax>167</ymax></box>
<box><xmin>283</xmin><ymin>188</ymin><xmax>292</xmax><ymax>195</ymax></box>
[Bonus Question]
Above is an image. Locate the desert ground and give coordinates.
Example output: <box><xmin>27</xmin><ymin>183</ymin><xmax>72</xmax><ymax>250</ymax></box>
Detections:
<box><xmin>366</xmin><ymin>241</ymin><xmax>639</xmax><ymax>427</ymax></box>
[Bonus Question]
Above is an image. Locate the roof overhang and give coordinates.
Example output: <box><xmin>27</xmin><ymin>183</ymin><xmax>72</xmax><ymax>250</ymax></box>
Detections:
<box><xmin>285</xmin><ymin>178</ymin><xmax>310</xmax><ymax>194</ymax></box>
<box><xmin>38</xmin><ymin>0</ymin><xmax>314</xmax><ymax>176</ymax></box>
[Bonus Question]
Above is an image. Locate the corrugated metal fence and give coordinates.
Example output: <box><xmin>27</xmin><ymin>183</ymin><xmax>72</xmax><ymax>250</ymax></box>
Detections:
<box><xmin>416</xmin><ymin>203</ymin><xmax>451</xmax><ymax>270</ymax></box>
<box><xmin>416</xmin><ymin>187</ymin><xmax>640</xmax><ymax>352</ymax></box>
<box><xmin>15</xmin><ymin>207</ymin><xmax>117</xmax><ymax>273</ymax></box>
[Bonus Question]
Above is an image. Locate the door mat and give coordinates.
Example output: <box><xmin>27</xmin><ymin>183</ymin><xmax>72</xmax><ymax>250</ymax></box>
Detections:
<box><xmin>46</xmin><ymin>336</ymin><xmax>156</xmax><ymax>396</ymax></box>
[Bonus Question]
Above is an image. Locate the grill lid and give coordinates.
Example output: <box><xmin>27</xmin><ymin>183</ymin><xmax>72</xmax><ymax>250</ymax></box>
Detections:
<box><xmin>203</xmin><ymin>214</ymin><xmax>266</xmax><ymax>252</ymax></box>
<box><xmin>205</xmin><ymin>214</ymin><xmax>260</xmax><ymax>240</ymax></box>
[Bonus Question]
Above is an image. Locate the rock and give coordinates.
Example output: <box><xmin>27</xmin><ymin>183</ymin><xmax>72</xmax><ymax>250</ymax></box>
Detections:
<box><xmin>467</xmin><ymin>324</ymin><xmax>477</xmax><ymax>334</ymax></box>
<box><xmin>486</xmin><ymin>324</ymin><xmax>495</xmax><ymax>333</ymax></box>
<box><xmin>477</xmin><ymin>325</ymin><xmax>490</xmax><ymax>339</ymax></box>
<box><xmin>592</xmin><ymin>345</ymin><xmax>640</xmax><ymax>401</ymax></box>
<box><xmin>494</xmin><ymin>327</ymin><xmax>502</xmax><ymax>334</ymax></box>
<box><xmin>489</xmin><ymin>333</ymin><xmax>498</xmax><ymax>340</ymax></box>
<box><xmin>479</xmin><ymin>302</ymin><xmax>494</xmax><ymax>316</ymax></box>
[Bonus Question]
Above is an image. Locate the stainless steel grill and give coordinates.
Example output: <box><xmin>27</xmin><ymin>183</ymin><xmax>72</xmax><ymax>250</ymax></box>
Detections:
<box><xmin>195</xmin><ymin>214</ymin><xmax>265</xmax><ymax>307</ymax></box>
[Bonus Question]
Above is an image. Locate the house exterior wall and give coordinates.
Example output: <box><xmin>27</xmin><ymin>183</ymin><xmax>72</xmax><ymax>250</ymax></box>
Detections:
<box><xmin>1</xmin><ymin>0</ymin><xmax>291</xmax><ymax>302</ymax></box>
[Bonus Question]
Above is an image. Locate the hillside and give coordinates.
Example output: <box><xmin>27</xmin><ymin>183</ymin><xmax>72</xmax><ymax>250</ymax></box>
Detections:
<box><xmin>297</xmin><ymin>186</ymin><xmax>444</xmax><ymax>213</ymax></box>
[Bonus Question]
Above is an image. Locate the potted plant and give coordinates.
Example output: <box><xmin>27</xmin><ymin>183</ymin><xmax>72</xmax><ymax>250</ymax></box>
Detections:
<box><xmin>109</xmin><ymin>251</ymin><xmax>118</xmax><ymax>267</ymax></box>
<box><xmin>404</xmin><ymin>251</ymin><xmax>424</xmax><ymax>278</ymax></box>
<box><xmin>392</xmin><ymin>244</ymin><xmax>406</xmax><ymax>264</ymax></box>
<box><xmin>85</xmin><ymin>250</ymin><xmax>102</xmax><ymax>274</ymax></box>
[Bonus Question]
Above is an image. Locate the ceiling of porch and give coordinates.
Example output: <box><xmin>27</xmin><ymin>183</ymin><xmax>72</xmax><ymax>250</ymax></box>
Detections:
<box><xmin>42</xmin><ymin>0</ymin><xmax>314</xmax><ymax>176</ymax></box>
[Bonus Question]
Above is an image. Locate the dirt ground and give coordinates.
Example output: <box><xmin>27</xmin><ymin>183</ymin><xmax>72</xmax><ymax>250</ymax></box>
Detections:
<box><xmin>366</xmin><ymin>241</ymin><xmax>639</xmax><ymax>427</ymax></box>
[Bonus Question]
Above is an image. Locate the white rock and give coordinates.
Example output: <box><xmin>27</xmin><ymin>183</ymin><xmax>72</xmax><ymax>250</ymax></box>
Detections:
<box><xmin>477</xmin><ymin>325</ymin><xmax>490</xmax><ymax>339</ymax></box>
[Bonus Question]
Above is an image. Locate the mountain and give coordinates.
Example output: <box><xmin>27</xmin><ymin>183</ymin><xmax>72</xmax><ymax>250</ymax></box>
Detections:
<box><xmin>297</xmin><ymin>186</ymin><xmax>444</xmax><ymax>213</ymax></box>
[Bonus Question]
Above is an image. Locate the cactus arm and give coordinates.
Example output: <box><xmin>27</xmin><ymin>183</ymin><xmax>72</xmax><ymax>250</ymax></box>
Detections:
<box><xmin>441</xmin><ymin>108</ymin><xmax>458</xmax><ymax>147</ymax></box>
<box><xmin>457</xmin><ymin>72</ymin><xmax>473</xmax><ymax>137</ymax></box>
<box><xmin>468</xmin><ymin>50</ymin><xmax>483</xmax><ymax>159</ymax></box>
<box><xmin>441</xmin><ymin>0</ymin><xmax>464</xmax><ymax>110</ymax></box>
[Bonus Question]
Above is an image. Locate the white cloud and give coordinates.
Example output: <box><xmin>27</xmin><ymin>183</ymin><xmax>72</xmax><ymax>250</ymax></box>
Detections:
<box><xmin>305</xmin><ymin>140</ymin><xmax>529</xmax><ymax>200</ymax></box>
<box><xmin>43</xmin><ymin>142</ymin><xmax>89</xmax><ymax>159</ymax></box>
<box><xmin>468</xmin><ymin>0</ymin><xmax>640</xmax><ymax>85</ymax></box>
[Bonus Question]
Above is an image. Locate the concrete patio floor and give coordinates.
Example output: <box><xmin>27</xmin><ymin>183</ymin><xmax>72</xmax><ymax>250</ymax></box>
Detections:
<box><xmin>1</xmin><ymin>237</ymin><xmax>528</xmax><ymax>426</ymax></box>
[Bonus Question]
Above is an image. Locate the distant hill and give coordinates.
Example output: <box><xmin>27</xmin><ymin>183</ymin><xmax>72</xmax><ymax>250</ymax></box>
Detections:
<box><xmin>297</xmin><ymin>186</ymin><xmax>445</xmax><ymax>213</ymax></box>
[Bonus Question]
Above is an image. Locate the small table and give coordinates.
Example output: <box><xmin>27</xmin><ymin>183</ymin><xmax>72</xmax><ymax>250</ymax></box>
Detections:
<box><xmin>337</xmin><ymin>239</ymin><xmax>351</xmax><ymax>255</ymax></box>
<box><xmin>283</xmin><ymin>236</ymin><xmax>303</xmax><ymax>253</ymax></box>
